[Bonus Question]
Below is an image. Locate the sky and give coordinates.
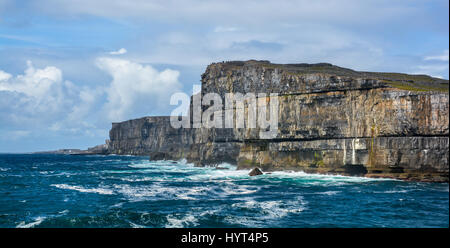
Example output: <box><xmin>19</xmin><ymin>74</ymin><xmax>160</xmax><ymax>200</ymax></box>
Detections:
<box><xmin>0</xmin><ymin>0</ymin><xmax>448</xmax><ymax>152</ymax></box>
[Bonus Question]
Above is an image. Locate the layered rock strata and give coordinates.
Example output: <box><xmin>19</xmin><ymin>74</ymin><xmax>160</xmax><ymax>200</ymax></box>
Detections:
<box><xmin>107</xmin><ymin>60</ymin><xmax>449</xmax><ymax>182</ymax></box>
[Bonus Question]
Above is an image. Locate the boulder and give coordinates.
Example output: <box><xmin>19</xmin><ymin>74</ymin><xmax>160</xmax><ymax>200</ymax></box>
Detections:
<box><xmin>249</xmin><ymin>168</ymin><xmax>263</xmax><ymax>176</ymax></box>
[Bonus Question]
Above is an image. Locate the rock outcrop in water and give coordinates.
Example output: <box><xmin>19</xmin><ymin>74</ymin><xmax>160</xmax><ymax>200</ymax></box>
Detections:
<box><xmin>106</xmin><ymin>60</ymin><xmax>449</xmax><ymax>182</ymax></box>
<box><xmin>249</xmin><ymin>168</ymin><xmax>264</xmax><ymax>176</ymax></box>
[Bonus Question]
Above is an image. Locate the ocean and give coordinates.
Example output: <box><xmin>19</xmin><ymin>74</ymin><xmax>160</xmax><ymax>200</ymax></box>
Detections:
<box><xmin>0</xmin><ymin>154</ymin><xmax>448</xmax><ymax>228</ymax></box>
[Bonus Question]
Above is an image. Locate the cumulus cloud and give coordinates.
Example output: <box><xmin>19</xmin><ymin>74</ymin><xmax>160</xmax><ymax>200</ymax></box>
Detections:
<box><xmin>0</xmin><ymin>61</ymin><xmax>62</xmax><ymax>98</ymax></box>
<box><xmin>0</xmin><ymin>61</ymin><xmax>73</xmax><ymax>123</ymax></box>
<box><xmin>109</xmin><ymin>48</ymin><xmax>127</xmax><ymax>55</ymax></box>
<box><xmin>0</xmin><ymin>57</ymin><xmax>182</xmax><ymax>143</ymax></box>
<box><xmin>96</xmin><ymin>57</ymin><xmax>181</xmax><ymax>121</ymax></box>
<box><xmin>0</xmin><ymin>70</ymin><xmax>12</xmax><ymax>81</ymax></box>
<box><xmin>0</xmin><ymin>60</ymin><xmax>104</xmax><ymax>147</ymax></box>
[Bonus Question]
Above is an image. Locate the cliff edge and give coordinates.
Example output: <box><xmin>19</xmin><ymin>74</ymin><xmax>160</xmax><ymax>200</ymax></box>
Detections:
<box><xmin>107</xmin><ymin>60</ymin><xmax>449</xmax><ymax>182</ymax></box>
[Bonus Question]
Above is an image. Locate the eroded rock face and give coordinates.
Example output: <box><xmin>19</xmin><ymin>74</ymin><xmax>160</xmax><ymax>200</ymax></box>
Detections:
<box><xmin>106</xmin><ymin>60</ymin><xmax>449</xmax><ymax>182</ymax></box>
<box><xmin>108</xmin><ymin>116</ymin><xmax>241</xmax><ymax>165</ymax></box>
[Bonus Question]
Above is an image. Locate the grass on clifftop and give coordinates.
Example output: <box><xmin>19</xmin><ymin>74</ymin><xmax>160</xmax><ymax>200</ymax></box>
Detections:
<box><xmin>373</xmin><ymin>73</ymin><xmax>449</xmax><ymax>93</ymax></box>
<box><xmin>218</xmin><ymin>60</ymin><xmax>449</xmax><ymax>93</ymax></box>
<box><xmin>380</xmin><ymin>80</ymin><xmax>448</xmax><ymax>93</ymax></box>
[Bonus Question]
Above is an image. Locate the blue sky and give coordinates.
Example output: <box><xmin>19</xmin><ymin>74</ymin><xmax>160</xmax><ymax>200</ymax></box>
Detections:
<box><xmin>0</xmin><ymin>0</ymin><xmax>448</xmax><ymax>152</ymax></box>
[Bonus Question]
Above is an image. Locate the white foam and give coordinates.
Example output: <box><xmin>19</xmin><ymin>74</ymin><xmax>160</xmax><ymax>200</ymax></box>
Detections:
<box><xmin>374</xmin><ymin>189</ymin><xmax>410</xmax><ymax>194</ymax></box>
<box><xmin>118</xmin><ymin>176</ymin><xmax>161</xmax><ymax>182</ymax></box>
<box><xmin>123</xmin><ymin>160</ymin><xmax>250</xmax><ymax>183</ymax></box>
<box><xmin>231</xmin><ymin>197</ymin><xmax>306</xmax><ymax>220</ymax></box>
<box><xmin>58</xmin><ymin>210</ymin><xmax>69</xmax><ymax>215</ymax></box>
<box><xmin>110</xmin><ymin>179</ymin><xmax>263</xmax><ymax>202</ymax></box>
<box><xmin>113</xmin><ymin>183</ymin><xmax>211</xmax><ymax>201</ymax></box>
<box><xmin>51</xmin><ymin>184</ymin><xmax>114</xmax><ymax>195</ymax></box>
<box><xmin>128</xmin><ymin>160</ymin><xmax>397</xmax><ymax>186</ymax></box>
<box><xmin>224</xmin><ymin>215</ymin><xmax>256</xmax><ymax>227</ymax></box>
<box><xmin>113</xmin><ymin>184</ymin><xmax>166</xmax><ymax>200</ymax></box>
<box><xmin>220</xmin><ymin>183</ymin><xmax>261</xmax><ymax>195</ymax></box>
<box><xmin>110</xmin><ymin>202</ymin><xmax>124</xmax><ymax>208</ymax></box>
<box><xmin>316</xmin><ymin>190</ymin><xmax>340</xmax><ymax>196</ymax></box>
<box><xmin>129</xmin><ymin>221</ymin><xmax>146</xmax><ymax>228</ymax></box>
<box><xmin>263</xmin><ymin>170</ymin><xmax>396</xmax><ymax>185</ymax></box>
<box><xmin>165</xmin><ymin>214</ymin><xmax>198</xmax><ymax>228</ymax></box>
<box><xmin>186</xmin><ymin>165</ymin><xmax>249</xmax><ymax>181</ymax></box>
<box><xmin>223</xmin><ymin>195</ymin><xmax>308</xmax><ymax>227</ymax></box>
<box><xmin>128</xmin><ymin>160</ymin><xmax>175</xmax><ymax>169</ymax></box>
<box><xmin>50</xmin><ymin>172</ymin><xmax>78</xmax><ymax>177</ymax></box>
<box><xmin>16</xmin><ymin>216</ymin><xmax>46</xmax><ymax>228</ymax></box>
<box><xmin>176</xmin><ymin>186</ymin><xmax>210</xmax><ymax>200</ymax></box>
<box><xmin>197</xmin><ymin>205</ymin><xmax>226</xmax><ymax>217</ymax></box>
<box><xmin>16</xmin><ymin>209</ymin><xmax>69</xmax><ymax>228</ymax></box>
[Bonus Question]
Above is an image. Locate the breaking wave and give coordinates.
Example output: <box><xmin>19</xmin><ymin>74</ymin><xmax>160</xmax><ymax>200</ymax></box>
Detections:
<box><xmin>1</xmin><ymin>154</ymin><xmax>448</xmax><ymax>228</ymax></box>
<box><xmin>51</xmin><ymin>184</ymin><xmax>114</xmax><ymax>195</ymax></box>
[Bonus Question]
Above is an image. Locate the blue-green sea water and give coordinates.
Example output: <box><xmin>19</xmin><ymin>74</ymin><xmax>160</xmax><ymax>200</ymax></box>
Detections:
<box><xmin>0</xmin><ymin>154</ymin><xmax>448</xmax><ymax>228</ymax></box>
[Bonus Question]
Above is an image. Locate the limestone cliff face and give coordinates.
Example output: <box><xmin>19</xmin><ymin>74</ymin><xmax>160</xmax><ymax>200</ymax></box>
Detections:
<box><xmin>108</xmin><ymin>116</ymin><xmax>241</xmax><ymax>164</ymax></box>
<box><xmin>109</xmin><ymin>117</ymin><xmax>188</xmax><ymax>157</ymax></box>
<box><xmin>107</xmin><ymin>60</ymin><xmax>449</xmax><ymax>182</ymax></box>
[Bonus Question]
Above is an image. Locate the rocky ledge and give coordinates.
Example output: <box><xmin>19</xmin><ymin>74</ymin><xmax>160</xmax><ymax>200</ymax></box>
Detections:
<box><xmin>105</xmin><ymin>60</ymin><xmax>449</xmax><ymax>182</ymax></box>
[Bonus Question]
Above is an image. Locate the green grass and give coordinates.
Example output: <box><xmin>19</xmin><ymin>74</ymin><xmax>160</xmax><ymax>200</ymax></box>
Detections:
<box><xmin>381</xmin><ymin>80</ymin><xmax>448</xmax><ymax>93</ymax></box>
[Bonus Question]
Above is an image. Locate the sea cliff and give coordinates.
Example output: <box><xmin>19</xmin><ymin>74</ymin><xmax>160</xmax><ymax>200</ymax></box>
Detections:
<box><xmin>106</xmin><ymin>60</ymin><xmax>449</xmax><ymax>182</ymax></box>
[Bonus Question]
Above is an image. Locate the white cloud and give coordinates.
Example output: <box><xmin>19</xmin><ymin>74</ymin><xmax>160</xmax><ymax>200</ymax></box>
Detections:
<box><xmin>424</xmin><ymin>49</ymin><xmax>449</xmax><ymax>62</ymax></box>
<box><xmin>0</xmin><ymin>70</ymin><xmax>12</xmax><ymax>81</ymax></box>
<box><xmin>0</xmin><ymin>57</ymin><xmax>181</xmax><ymax>142</ymax></box>
<box><xmin>66</xmin><ymin>86</ymin><xmax>103</xmax><ymax>123</ymax></box>
<box><xmin>127</xmin><ymin>21</ymin><xmax>387</xmax><ymax>72</ymax></box>
<box><xmin>96</xmin><ymin>57</ymin><xmax>182</xmax><ymax>121</ymax></box>
<box><xmin>0</xmin><ymin>61</ymin><xmax>62</xmax><ymax>98</ymax></box>
<box><xmin>109</xmin><ymin>48</ymin><xmax>127</xmax><ymax>55</ymax></box>
<box><xmin>0</xmin><ymin>61</ymin><xmax>71</xmax><ymax>119</ymax></box>
<box><xmin>29</xmin><ymin>0</ymin><xmax>423</xmax><ymax>27</ymax></box>
<box><xmin>3</xmin><ymin>0</ymin><xmax>446</xmax><ymax>79</ymax></box>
